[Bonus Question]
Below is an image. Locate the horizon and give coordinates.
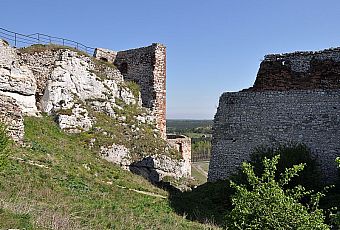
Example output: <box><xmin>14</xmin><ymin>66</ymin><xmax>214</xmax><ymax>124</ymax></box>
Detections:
<box><xmin>2</xmin><ymin>0</ymin><xmax>340</xmax><ymax>119</ymax></box>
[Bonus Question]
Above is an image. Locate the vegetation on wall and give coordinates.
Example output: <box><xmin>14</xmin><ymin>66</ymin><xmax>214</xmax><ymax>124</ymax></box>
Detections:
<box><xmin>124</xmin><ymin>81</ymin><xmax>141</xmax><ymax>99</ymax></box>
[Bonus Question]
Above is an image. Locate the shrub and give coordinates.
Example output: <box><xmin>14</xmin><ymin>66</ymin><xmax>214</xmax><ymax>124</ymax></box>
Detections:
<box><xmin>227</xmin><ymin>155</ymin><xmax>329</xmax><ymax>229</ymax></box>
<box><xmin>232</xmin><ymin>143</ymin><xmax>323</xmax><ymax>191</ymax></box>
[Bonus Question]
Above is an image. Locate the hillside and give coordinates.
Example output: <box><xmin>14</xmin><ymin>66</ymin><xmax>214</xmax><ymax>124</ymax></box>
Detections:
<box><xmin>0</xmin><ymin>39</ymin><xmax>214</xmax><ymax>229</ymax></box>
<box><xmin>0</xmin><ymin>115</ymin><xmax>219</xmax><ymax>229</ymax></box>
<box><xmin>0</xmin><ymin>40</ymin><xmax>191</xmax><ymax>184</ymax></box>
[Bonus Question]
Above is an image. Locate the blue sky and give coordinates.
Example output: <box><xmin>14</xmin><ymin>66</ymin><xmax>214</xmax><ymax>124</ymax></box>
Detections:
<box><xmin>1</xmin><ymin>0</ymin><xmax>340</xmax><ymax>119</ymax></box>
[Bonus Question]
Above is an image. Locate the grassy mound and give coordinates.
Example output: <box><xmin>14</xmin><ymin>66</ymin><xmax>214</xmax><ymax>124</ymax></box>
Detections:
<box><xmin>0</xmin><ymin>116</ymin><xmax>218</xmax><ymax>229</ymax></box>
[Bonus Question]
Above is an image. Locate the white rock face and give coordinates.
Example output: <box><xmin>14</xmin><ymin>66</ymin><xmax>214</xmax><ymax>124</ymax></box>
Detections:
<box><xmin>41</xmin><ymin>50</ymin><xmax>139</xmax><ymax>122</ymax></box>
<box><xmin>148</xmin><ymin>155</ymin><xmax>191</xmax><ymax>180</ymax></box>
<box><xmin>100</xmin><ymin>144</ymin><xmax>132</xmax><ymax>168</ymax></box>
<box><xmin>99</xmin><ymin>143</ymin><xmax>190</xmax><ymax>182</ymax></box>
<box><xmin>41</xmin><ymin>52</ymin><xmax>111</xmax><ymax>113</ymax></box>
<box><xmin>57</xmin><ymin>104</ymin><xmax>93</xmax><ymax>133</ymax></box>
<box><xmin>0</xmin><ymin>65</ymin><xmax>36</xmax><ymax>95</ymax></box>
<box><xmin>0</xmin><ymin>40</ymin><xmax>38</xmax><ymax>116</ymax></box>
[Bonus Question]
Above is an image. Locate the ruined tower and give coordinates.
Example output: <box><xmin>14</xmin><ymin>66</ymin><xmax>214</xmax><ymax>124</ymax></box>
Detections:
<box><xmin>94</xmin><ymin>43</ymin><xmax>167</xmax><ymax>139</ymax></box>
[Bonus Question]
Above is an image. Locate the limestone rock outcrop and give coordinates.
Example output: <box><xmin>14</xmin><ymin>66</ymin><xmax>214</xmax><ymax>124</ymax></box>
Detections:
<box><xmin>100</xmin><ymin>143</ymin><xmax>190</xmax><ymax>182</ymax></box>
<box><xmin>0</xmin><ymin>41</ymin><xmax>190</xmax><ymax>182</ymax></box>
<box><xmin>0</xmin><ymin>40</ymin><xmax>38</xmax><ymax>116</ymax></box>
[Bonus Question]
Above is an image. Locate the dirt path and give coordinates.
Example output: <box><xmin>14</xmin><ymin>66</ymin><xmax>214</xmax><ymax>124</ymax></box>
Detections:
<box><xmin>116</xmin><ymin>185</ymin><xmax>167</xmax><ymax>199</ymax></box>
<box><xmin>192</xmin><ymin>162</ymin><xmax>209</xmax><ymax>177</ymax></box>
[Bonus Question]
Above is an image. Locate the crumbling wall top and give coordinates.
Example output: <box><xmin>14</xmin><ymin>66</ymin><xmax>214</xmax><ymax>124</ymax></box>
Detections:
<box><xmin>246</xmin><ymin>46</ymin><xmax>340</xmax><ymax>91</ymax></box>
<box><xmin>264</xmin><ymin>47</ymin><xmax>340</xmax><ymax>61</ymax></box>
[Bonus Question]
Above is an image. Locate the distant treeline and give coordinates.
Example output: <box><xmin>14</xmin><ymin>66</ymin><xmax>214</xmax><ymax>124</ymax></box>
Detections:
<box><xmin>166</xmin><ymin>120</ymin><xmax>213</xmax><ymax>134</ymax></box>
<box><xmin>167</xmin><ymin>119</ymin><xmax>212</xmax><ymax>161</ymax></box>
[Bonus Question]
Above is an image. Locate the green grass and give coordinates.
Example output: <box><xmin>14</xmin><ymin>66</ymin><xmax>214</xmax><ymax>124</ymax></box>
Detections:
<box><xmin>0</xmin><ymin>115</ymin><xmax>219</xmax><ymax>229</ymax></box>
<box><xmin>0</xmin><ymin>208</ymin><xmax>34</xmax><ymax>230</ymax></box>
<box><xmin>198</xmin><ymin>162</ymin><xmax>209</xmax><ymax>172</ymax></box>
<box><xmin>92</xmin><ymin>56</ymin><xmax>118</xmax><ymax>70</ymax></box>
<box><xmin>191</xmin><ymin>165</ymin><xmax>208</xmax><ymax>185</ymax></box>
<box><xmin>19</xmin><ymin>44</ymin><xmax>90</xmax><ymax>57</ymax></box>
<box><xmin>170</xmin><ymin>181</ymin><xmax>233</xmax><ymax>227</ymax></box>
<box><xmin>124</xmin><ymin>81</ymin><xmax>141</xmax><ymax>98</ymax></box>
<box><xmin>89</xmin><ymin>101</ymin><xmax>181</xmax><ymax>160</ymax></box>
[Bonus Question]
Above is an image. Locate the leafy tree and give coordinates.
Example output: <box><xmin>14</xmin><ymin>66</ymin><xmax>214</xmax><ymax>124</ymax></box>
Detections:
<box><xmin>227</xmin><ymin>155</ymin><xmax>329</xmax><ymax>230</ymax></box>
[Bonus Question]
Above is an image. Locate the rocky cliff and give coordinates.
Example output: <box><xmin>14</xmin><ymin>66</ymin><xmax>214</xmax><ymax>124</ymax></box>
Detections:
<box><xmin>0</xmin><ymin>40</ymin><xmax>189</xmax><ymax>182</ymax></box>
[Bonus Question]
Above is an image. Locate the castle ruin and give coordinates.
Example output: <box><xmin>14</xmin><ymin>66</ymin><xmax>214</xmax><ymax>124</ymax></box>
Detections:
<box><xmin>0</xmin><ymin>28</ymin><xmax>192</xmax><ymax>179</ymax></box>
<box><xmin>208</xmin><ymin>47</ymin><xmax>340</xmax><ymax>183</ymax></box>
<box><xmin>94</xmin><ymin>44</ymin><xmax>167</xmax><ymax>139</ymax></box>
<box><xmin>95</xmin><ymin>45</ymin><xmax>191</xmax><ymax>174</ymax></box>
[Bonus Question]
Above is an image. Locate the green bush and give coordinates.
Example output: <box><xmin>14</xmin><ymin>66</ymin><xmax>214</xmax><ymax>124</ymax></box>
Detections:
<box><xmin>227</xmin><ymin>155</ymin><xmax>329</xmax><ymax>230</ymax></box>
<box><xmin>0</xmin><ymin>123</ymin><xmax>9</xmax><ymax>170</ymax></box>
<box><xmin>232</xmin><ymin>143</ymin><xmax>323</xmax><ymax>191</ymax></box>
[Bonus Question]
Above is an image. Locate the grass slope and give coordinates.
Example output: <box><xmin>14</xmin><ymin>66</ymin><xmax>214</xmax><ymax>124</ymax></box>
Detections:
<box><xmin>0</xmin><ymin>116</ymin><xmax>219</xmax><ymax>230</ymax></box>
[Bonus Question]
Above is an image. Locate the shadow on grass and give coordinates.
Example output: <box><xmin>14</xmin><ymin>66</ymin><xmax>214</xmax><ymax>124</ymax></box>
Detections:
<box><xmin>128</xmin><ymin>157</ymin><xmax>234</xmax><ymax>226</ymax></box>
<box><xmin>168</xmin><ymin>180</ymin><xmax>234</xmax><ymax>227</ymax></box>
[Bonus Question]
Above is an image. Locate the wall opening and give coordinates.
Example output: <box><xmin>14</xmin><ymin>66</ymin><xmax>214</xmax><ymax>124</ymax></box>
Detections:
<box><xmin>119</xmin><ymin>62</ymin><xmax>128</xmax><ymax>74</ymax></box>
<box><xmin>177</xmin><ymin>143</ymin><xmax>183</xmax><ymax>153</ymax></box>
<box><xmin>100</xmin><ymin>57</ymin><xmax>108</xmax><ymax>62</ymax></box>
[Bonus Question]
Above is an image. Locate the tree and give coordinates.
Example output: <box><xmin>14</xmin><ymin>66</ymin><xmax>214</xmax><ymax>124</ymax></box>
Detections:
<box><xmin>227</xmin><ymin>155</ymin><xmax>329</xmax><ymax>230</ymax></box>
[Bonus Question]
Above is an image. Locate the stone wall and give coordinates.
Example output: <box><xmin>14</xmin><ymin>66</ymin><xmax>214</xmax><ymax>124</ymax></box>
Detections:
<box><xmin>94</xmin><ymin>48</ymin><xmax>117</xmax><ymax>63</ymax></box>
<box><xmin>208</xmin><ymin>90</ymin><xmax>340</xmax><ymax>182</ymax></box>
<box><xmin>167</xmin><ymin>134</ymin><xmax>192</xmax><ymax>177</ymax></box>
<box><xmin>114</xmin><ymin>44</ymin><xmax>166</xmax><ymax>139</ymax></box>
<box><xmin>0</xmin><ymin>94</ymin><xmax>24</xmax><ymax>142</ymax></box>
<box><xmin>247</xmin><ymin>47</ymin><xmax>340</xmax><ymax>91</ymax></box>
<box><xmin>19</xmin><ymin>49</ymin><xmax>60</xmax><ymax>99</ymax></box>
<box><xmin>95</xmin><ymin>44</ymin><xmax>166</xmax><ymax>139</ymax></box>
